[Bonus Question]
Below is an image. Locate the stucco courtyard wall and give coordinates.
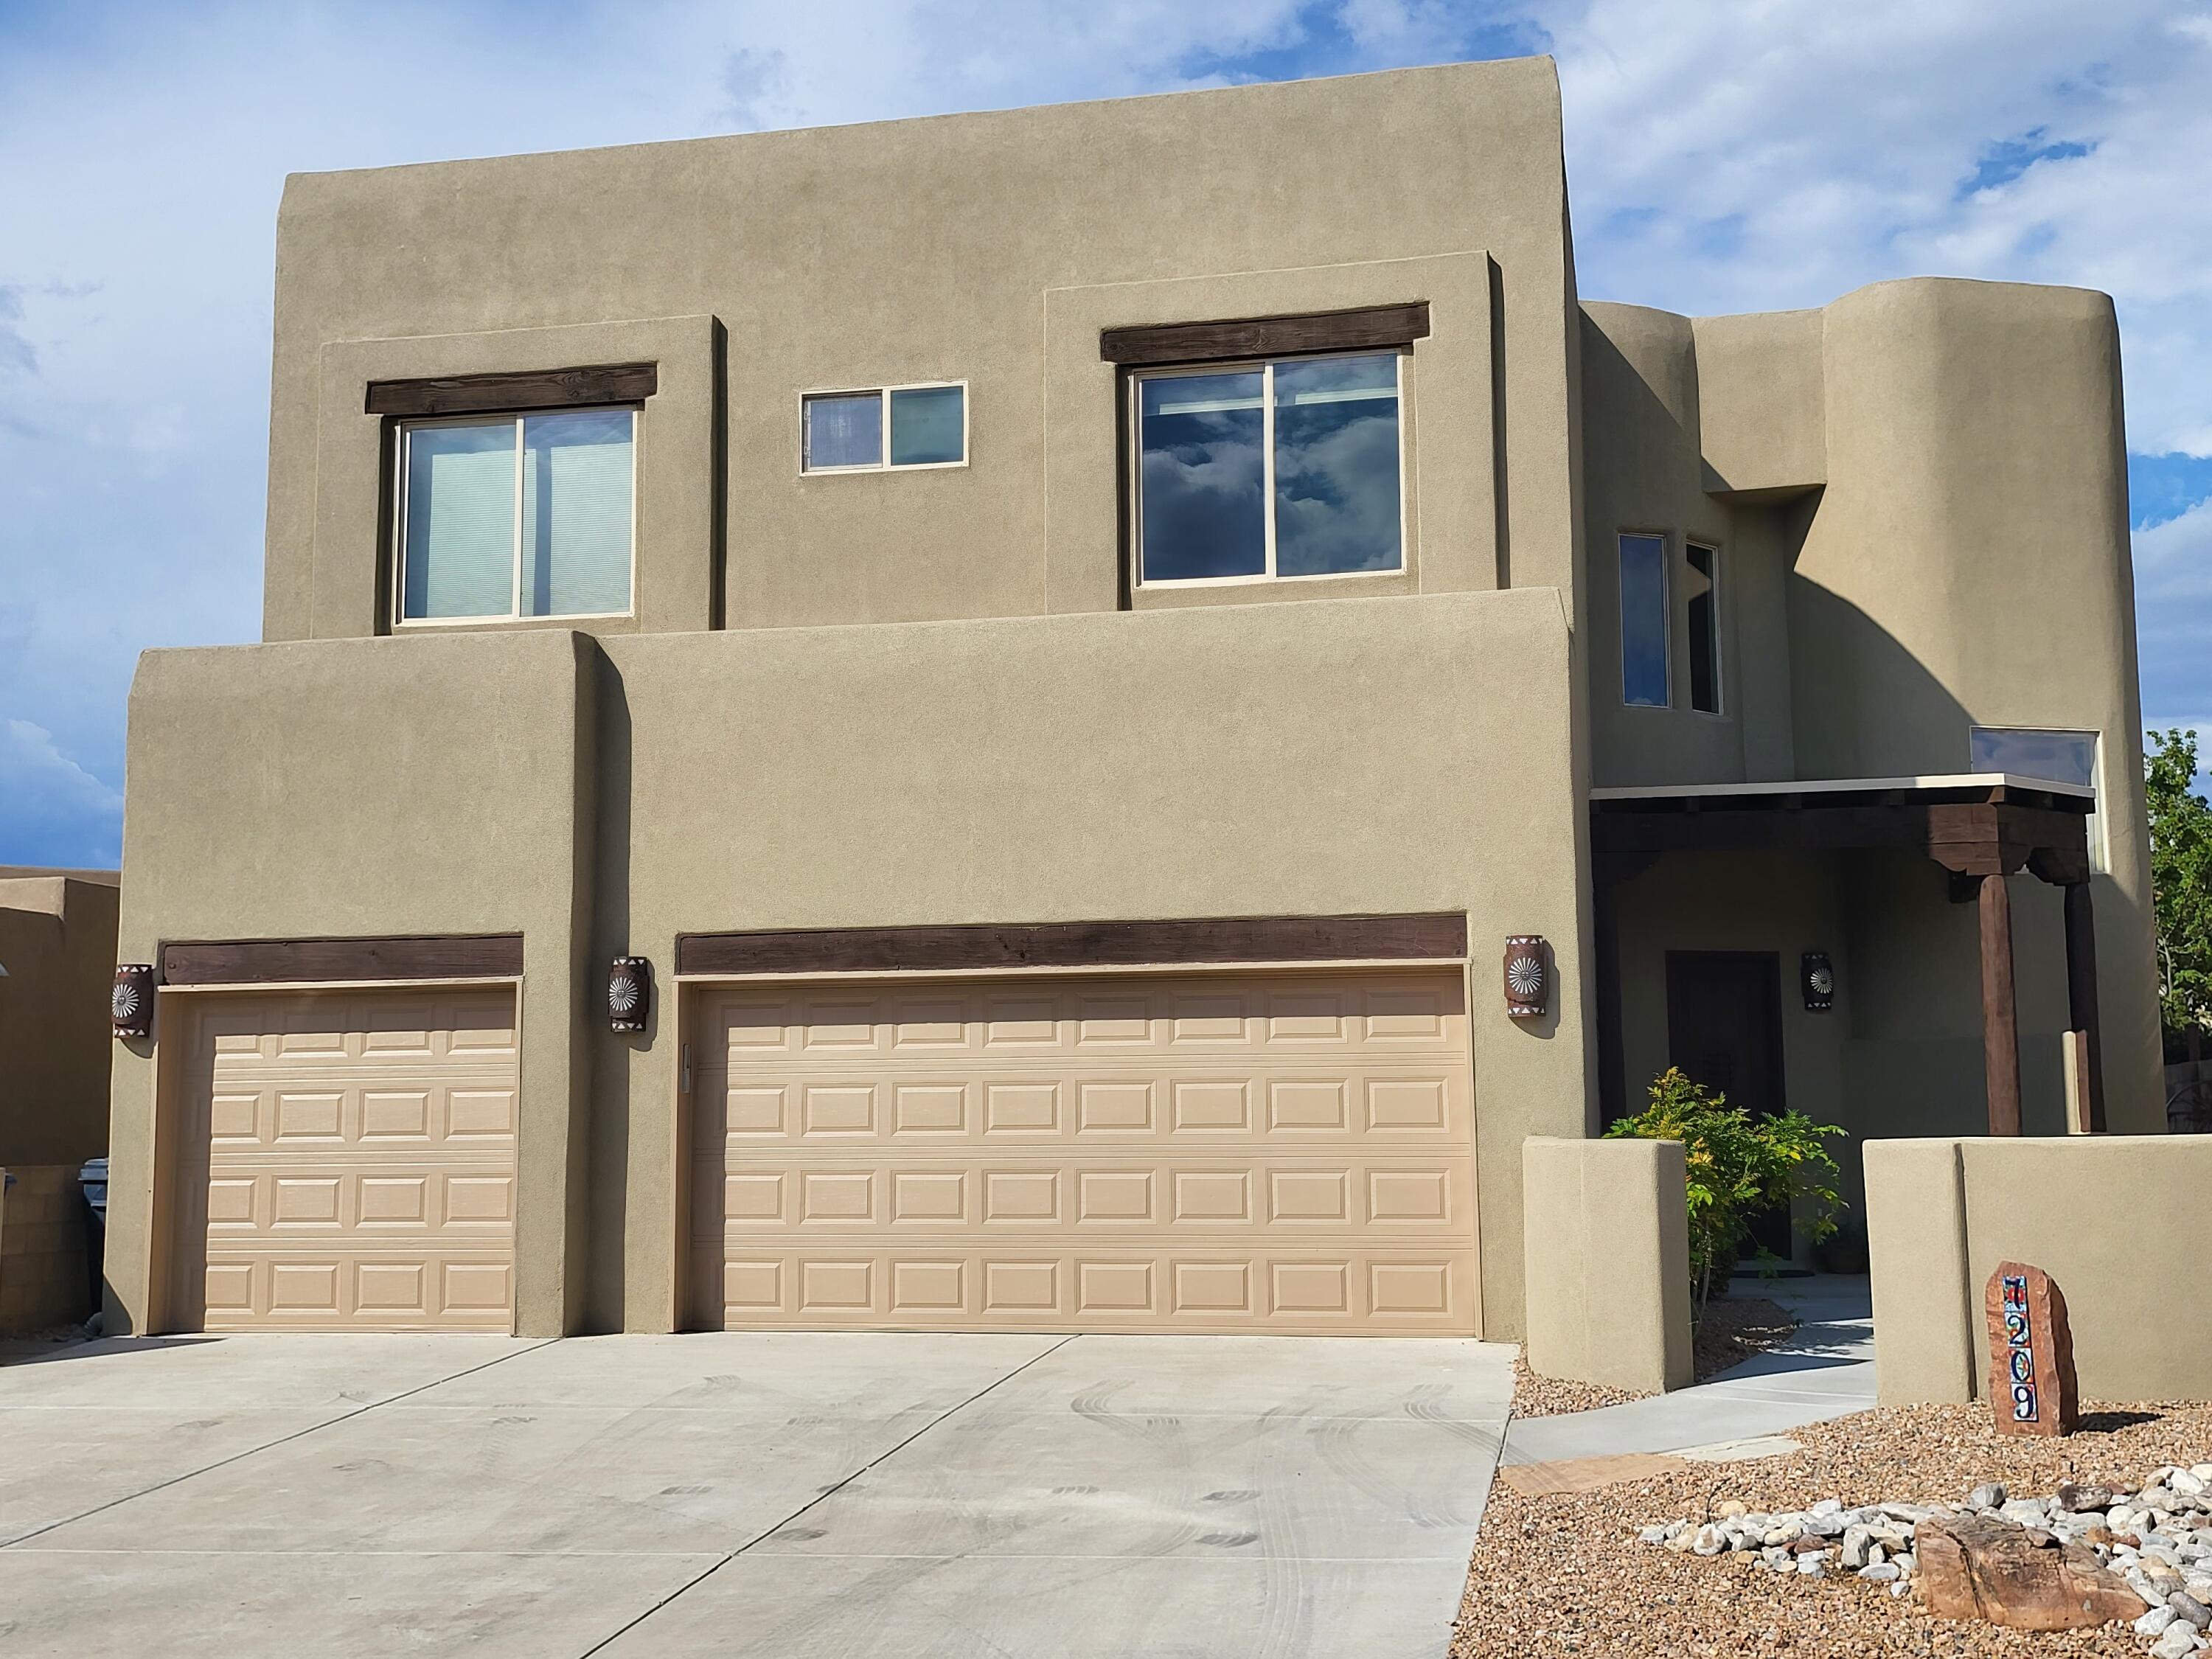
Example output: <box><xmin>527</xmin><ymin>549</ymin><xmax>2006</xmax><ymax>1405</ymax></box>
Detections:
<box><xmin>1866</xmin><ymin>1136</ymin><xmax>2212</xmax><ymax>1406</ymax></box>
<box><xmin>1522</xmin><ymin>1135</ymin><xmax>1692</xmax><ymax>1393</ymax></box>
<box><xmin>108</xmin><ymin>587</ymin><xmax>1590</xmax><ymax>1340</ymax></box>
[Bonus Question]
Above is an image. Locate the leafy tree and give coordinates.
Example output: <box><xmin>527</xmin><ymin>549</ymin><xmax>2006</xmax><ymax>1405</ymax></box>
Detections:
<box><xmin>2146</xmin><ymin>728</ymin><xmax>2212</xmax><ymax>1043</ymax></box>
<box><xmin>1604</xmin><ymin>1068</ymin><xmax>1845</xmax><ymax>1324</ymax></box>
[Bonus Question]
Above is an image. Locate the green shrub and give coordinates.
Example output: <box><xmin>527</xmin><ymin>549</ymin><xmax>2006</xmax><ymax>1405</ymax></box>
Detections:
<box><xmin>1604</xmin><ymin>1068</ymin><xmax>1847</xmax><ymax>1324</ymax></box>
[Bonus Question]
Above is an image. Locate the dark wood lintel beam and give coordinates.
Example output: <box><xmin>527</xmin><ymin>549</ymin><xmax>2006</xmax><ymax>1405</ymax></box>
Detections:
<box><xmin>161</xmin><ymin>934</ymin><xmax>524</xmax><ymax>986</ymax></box>
<box><xmin>366</xmin><ymin>363</ymin><xmax>658</xmax><ymax>418</ymax></box>
<box><xmin>1099</xmin><ymin>303</ymin><xmax>1430</xmax><ymax>367</ymax></box>
<box><xmin>676</xmin><ymin>914</ymin><xmax>1467</xmax><ymax>977</ymax></box>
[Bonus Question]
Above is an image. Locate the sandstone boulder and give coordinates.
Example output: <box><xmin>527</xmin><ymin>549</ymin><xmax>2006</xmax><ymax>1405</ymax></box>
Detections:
<box><xmin>1918</xmin><ymin>1514</ymin><xmax>2144</xmax><ymax>1631</ymax></box>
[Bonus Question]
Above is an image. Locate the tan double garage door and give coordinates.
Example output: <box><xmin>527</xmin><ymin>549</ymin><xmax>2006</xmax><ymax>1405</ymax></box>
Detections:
<box><xmin>167</xmin><ymin>967</ymin><xmax>1472</xmax><ymax>1335</ymax></box>
<box><xmin>689</xmin><ymin>967</ymin><xmax>1478</xmax><ymax>1335</ymax></box>
<box><xmin>170</xmin><ymin>989</ymin><xmax>518</xmax><ymax>1331</ymax></box>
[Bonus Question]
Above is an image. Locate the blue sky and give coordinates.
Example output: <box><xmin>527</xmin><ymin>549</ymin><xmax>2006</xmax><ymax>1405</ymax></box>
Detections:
<box><xmin>3</xmin><ymin>0</ymin><xmax>2210</xmax><ymax>866</ymax></box>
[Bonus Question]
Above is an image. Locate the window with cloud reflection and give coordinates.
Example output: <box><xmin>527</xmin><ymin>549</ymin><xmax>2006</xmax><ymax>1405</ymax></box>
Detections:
<box><xmin>1135</xmin><ymin>352</ymin><xmax>1404</xmax><ymax>585</ymax></box>
<box><xmin>1138</xmin><ymin>370</ymin><xmax>1267</xmax><ymax>580</ymax></box>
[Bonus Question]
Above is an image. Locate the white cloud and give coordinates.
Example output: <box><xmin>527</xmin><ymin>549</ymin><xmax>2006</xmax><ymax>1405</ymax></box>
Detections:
<box><xmin>1535</xmin><ymin>0</ymin><xmax>2212</xmax><ymax>459</ymax></box>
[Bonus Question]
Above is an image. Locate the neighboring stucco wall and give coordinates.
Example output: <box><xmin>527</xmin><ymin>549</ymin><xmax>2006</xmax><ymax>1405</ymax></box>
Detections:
<box><xmin>1867</xmin><ymin>1136</ymin><xmax>2212</xmax><ymax>1405</ymax></box>
<box><xmin>1522</xmin><ymin>1135</ymin><xmax>1692</xmax><ymax>1393</ymax></box>
<box><xmin>1580</xmin><ymin>277</ymin><xmax>2160</xmax><ymax>1134</ymax></box>
<box><xmin>0</xmin><ymin>1166</ymin><xmax>93</xmax><ymax>1333</ymax></box>
<box><xmin>112</xmin><ymin>587</ymin><xmax>1588</xmax><ymax>1342</ymax></box>
<box><xmin>264</xmin><ymin>58</ymin><xmax>1582</xmax><ymax>643</ymax></box>
<box><xmin>0</xmin><ymin>873</ymin><xmax>120</xmax><ymax>1168</ymax></box>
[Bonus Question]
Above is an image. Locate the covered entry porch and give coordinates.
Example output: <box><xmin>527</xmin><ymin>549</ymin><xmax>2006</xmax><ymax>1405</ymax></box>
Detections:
<box><xmin>1588</xmin><ymin>775</ymin><xmax>2104</xmax><ymax>1234</ymax></box>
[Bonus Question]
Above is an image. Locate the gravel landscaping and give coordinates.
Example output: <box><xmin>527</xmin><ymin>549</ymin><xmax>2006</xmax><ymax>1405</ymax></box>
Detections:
<box><xmin>1455</xmin><ymin>1401</ymin><xmax>2212</xmax><ymax>1657</ymax></box>
<box><xmin>1511</xmin><ymin>1295</ymin><xmax>1801</xmax><ymax>1419</ymax></box>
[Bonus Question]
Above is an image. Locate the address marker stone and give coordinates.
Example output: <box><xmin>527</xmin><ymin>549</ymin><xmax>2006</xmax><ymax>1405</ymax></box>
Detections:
<box><xmin>1985</xmin><ymin>1261</ymin><xmax>2079</xmax><ymax>1437</ymax></box>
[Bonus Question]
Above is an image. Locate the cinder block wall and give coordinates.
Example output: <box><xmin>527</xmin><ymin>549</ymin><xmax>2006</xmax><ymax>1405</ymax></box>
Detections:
<box><xmin>1866</xmin><ymin>1135</ymin><xmax>2212</xmax><ymax>1405</ymax></box>
<box><xmin>1523</xmin><ymin>1136</ymin><xmax>1694</xmax><ymax>1393</ymax></box>
<box><xmin>0</xmin><ymin>1166</ymin><xmax>93</xmax><ymax>1333</ymax></box>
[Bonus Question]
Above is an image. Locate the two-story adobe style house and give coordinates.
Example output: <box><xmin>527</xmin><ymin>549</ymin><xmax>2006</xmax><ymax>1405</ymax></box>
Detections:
<box><xmin>99</xmin><ymin>55</ymin><xmax>2160</xmax><ymax>1344</ymax></box>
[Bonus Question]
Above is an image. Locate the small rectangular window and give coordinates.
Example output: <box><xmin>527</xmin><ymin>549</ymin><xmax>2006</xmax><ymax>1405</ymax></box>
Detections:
<box><xmin>1686</xmin><ymin>543</ymin><xmax>1720</xmax><ymax>714</ymax></box>
<box><xmin>801</xmin><ymin>383</ymin><xmax>966</xmax><ymax>472</ymax></box>
<box><xmin>1619</xmin><ymin>532</ymin><xmax>1669</xmax><ymax>707</ymax></box>
<box><xmin>397</xmin><ymin>409</ymin><xmax>635</xmax><ymax>624</ymax></box>
<box><xmin>1133</xmin><ymin>350</ymin><xmax>1404</xmax><ymax>585</ymax></box>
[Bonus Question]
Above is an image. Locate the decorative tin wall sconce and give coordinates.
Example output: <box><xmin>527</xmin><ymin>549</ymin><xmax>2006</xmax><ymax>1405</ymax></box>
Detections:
<box><xmin>1503</xmin><ymin>936</ymin><xmax>1548</xmax><ymax>1020</ymax></box>
<box><xmin>609</xmin><ymin>956</ymin><xmax>653</xmax><ymax>1033</ymax></box>
<box><xmin>1801</xmin><ymin>951</ymin><xmax>1835</xmax><ymax>1013</ymax></box>
<box><xmin>112</xmin><ymin>964</ymin><xmax>156</xmax><ymax>1040</ymax></box>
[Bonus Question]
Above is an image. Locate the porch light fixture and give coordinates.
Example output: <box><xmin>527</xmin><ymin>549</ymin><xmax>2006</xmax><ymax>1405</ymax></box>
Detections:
<box><xmin>1801</xmin><ymin>951</ymin><xmax>1835</xmax><ymax>1013</ymax></box>
<box><xmin>111</xmin><ymin>964</ymin><xmax>156</xmax><ymax>1040</ymax></box>
<box><xmin>1503</xmin><ymin>936</ymin><xmax>1548</xmax><ymax>1020</ymax></box>
<box><xmin>609</xmin><ymin>956</ymin><xmax>653</xmax><ymax>1034</ymax></box>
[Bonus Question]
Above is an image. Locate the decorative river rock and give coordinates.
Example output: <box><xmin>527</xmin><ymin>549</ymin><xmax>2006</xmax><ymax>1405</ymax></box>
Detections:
<box><xmin>1985</xmin><ymin>1261</ymin><xmax>2079</xmax><ymax>1437</ymax></box>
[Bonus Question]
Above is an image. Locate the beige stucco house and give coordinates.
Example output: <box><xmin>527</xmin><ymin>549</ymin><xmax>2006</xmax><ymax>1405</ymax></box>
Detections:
<box><xmin>100</xmin><ymin>56</ymin><xmax>2159</xmax><ymax>1343</ymax></box>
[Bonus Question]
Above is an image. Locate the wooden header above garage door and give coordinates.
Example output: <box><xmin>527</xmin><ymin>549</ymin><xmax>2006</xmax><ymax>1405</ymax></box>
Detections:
<box><xmin>161</xmin><ymin>934</ymin><xmax>524</xmax><ymax>987</ymax></box>
<box><xmin>675</xmin><ymin>914</ymin><xmax>1467</xmax><ymax>978</ymax></box>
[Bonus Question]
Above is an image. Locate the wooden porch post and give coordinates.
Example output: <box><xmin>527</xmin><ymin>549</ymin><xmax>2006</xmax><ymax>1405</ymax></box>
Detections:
<box><xmin>2063</xmin><ymin>880</ymin><xmax>2107</xmax><ymax>1132</ymax></box>
<box><xmin>1978</xmin><ymin>872</ymin><xmax>2024</xmax><ymax>1136</ymax></box>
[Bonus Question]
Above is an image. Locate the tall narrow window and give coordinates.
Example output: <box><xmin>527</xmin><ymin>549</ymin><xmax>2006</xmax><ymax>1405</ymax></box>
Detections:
<box><xmin>1133</xmin><ymin>351</ymin><xmax>1403</xmax><ymax>585</ymax></box>
<box><xmin>398</xmin><ymin>409</ymin><xmax>636</xmax><ymax>622</ymax></box>
<box><xmin>1618</xmin><ymin>532</ymin><xmax>1669</xmax><ymax>707</ymax></box>
<box><xmin>1686</xmin><ymin>542</ymin><xmax>1720</xmax><ymax>714</ymax></box>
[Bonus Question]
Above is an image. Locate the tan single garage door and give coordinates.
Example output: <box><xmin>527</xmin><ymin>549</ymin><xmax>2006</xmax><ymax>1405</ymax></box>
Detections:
<box><xmin>689</xmin><ymin>968</ymin><xmax>1475</xmax><ymax>1334</ymax></box>
<box><xmin>171</xmin><ymin>989</ymin><xmax>518</xmax><ymax>1331</ymax></box>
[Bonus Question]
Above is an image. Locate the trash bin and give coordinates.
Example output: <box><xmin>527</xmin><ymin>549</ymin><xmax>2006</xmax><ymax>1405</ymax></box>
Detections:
<box><xmin>78</xmin><ymin>1158</ymin><xmax>108</xmax><ymax>1324</ymax></box>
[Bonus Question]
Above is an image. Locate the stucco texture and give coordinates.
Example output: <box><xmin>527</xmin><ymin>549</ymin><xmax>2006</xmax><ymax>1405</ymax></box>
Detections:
<box><xmin>0</xmin><ymin>873</ymin><xmax>119</xmax><ymax>1168</ymax></box>
<box><xmin>264</xmin><ymin>58</ymin><xmax>1580</xmax><ymax>642</ymax></box>
<box><xmin>112</xmin><ymin>588</ymin><xmax>1585</xmax><ymax>1340</ymax></box>
<box><xmin>1866</xmin><ymin>1136</ymin><xmax>2212</xmax><ymax>1405</ymax></box>
<box><xmin>1522</xmin><ymin>1135</ymin><xmax>1693</xmax><ymax>1393</ymax></box>
<box><xmin>1579</xmin><ymin>277</ymin><xmax>2160</xmax><ymax>1141</ymax></box>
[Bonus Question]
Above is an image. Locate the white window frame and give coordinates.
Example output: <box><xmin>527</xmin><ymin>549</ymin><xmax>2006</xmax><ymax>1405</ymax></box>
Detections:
<box><xmin>1618</xmin><ymin>529</ymin><xmax>1672</xmax><ymax>709</ymax></box>
<box><xmin>1969</xmin><ymin>724</ymin><xmax>2107</xmax><ymax>872</ymax></box>
<box><xmin>1128</xmin><ymin>350</ymin><xmax>1408</xmax><ymax>589</ymax></box>
<box><xmin>798</xmin><ymin>380</ymin><xmax>970</xmax><ymax>475</ymax></box>
<box><xmin>391</xmin><ymin>408</ymin><xmax>639</xmax><ymax>627</ymax></box>
<box><xmin>1685</xmin><ymin>539</ymin><xmax>1724</xmax><ymax>717</ymax></box>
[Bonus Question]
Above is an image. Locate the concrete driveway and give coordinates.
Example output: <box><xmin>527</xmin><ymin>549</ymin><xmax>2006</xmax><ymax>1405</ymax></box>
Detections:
<box><xmin>0</xmin><ymin>1330</ymin><xmax>1511</xmax><ymax>1658</ymax></box>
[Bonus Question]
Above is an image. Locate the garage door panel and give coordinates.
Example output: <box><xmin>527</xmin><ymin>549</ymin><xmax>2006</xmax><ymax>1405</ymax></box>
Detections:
<box><xmin>692</xmin><ymin>970</ymin><xmax>1474</xmax><ymax>1335</ymax></box>
<box><xmin>689</xmin><ymin>1068</ymin><xmax>1465</xmax><ymax>1148</ymax></box>
<box><xmin>176</xmin><ymin>989</ymin><xmax>517</xmax><ymax>1332</ymax></box>
<box><xmin>691</xmin><ymin>1245</ymin><xmax>1475</xmax><ymax>1332</ymax></box>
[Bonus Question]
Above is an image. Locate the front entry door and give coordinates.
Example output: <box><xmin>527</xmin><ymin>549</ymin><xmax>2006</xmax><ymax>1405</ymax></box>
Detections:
<box><xmin>1664</xmin><ymin>951</ymin><xmax>1791</xmax><ymax>1262</ymax></box>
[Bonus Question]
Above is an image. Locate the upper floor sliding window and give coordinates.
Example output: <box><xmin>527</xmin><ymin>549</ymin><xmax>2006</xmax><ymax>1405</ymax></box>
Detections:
<box><xmin>396</xmin><ymin>408</ymin><xmax>636</xmax><ymax>624</ymax></box>
<box><xmin>1132</xmin><ymin>351</ymin><xmax>1405</xmax><ymax>585</ymax></box>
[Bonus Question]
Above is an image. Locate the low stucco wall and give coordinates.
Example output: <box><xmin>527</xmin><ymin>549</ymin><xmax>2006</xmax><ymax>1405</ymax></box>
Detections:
<box><xmin>0</xmin><ymin>873</ymin><xmax>120</xmax><ymax>1168</ymax></box>
<box><xmin>1866</xmin><ymin>1135</ymin><xmax>2212</xmax><ymax>1405</ymax></box>
<box><xmin>1522</xmin><ymin>1135</ymin><xmax>1693</xmax><ymax>1393</ymax></box>
<box><xmin>0</xmin><ymin>1166</ymin><xmax>92</xmax><ymax>1334</ymax></box>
